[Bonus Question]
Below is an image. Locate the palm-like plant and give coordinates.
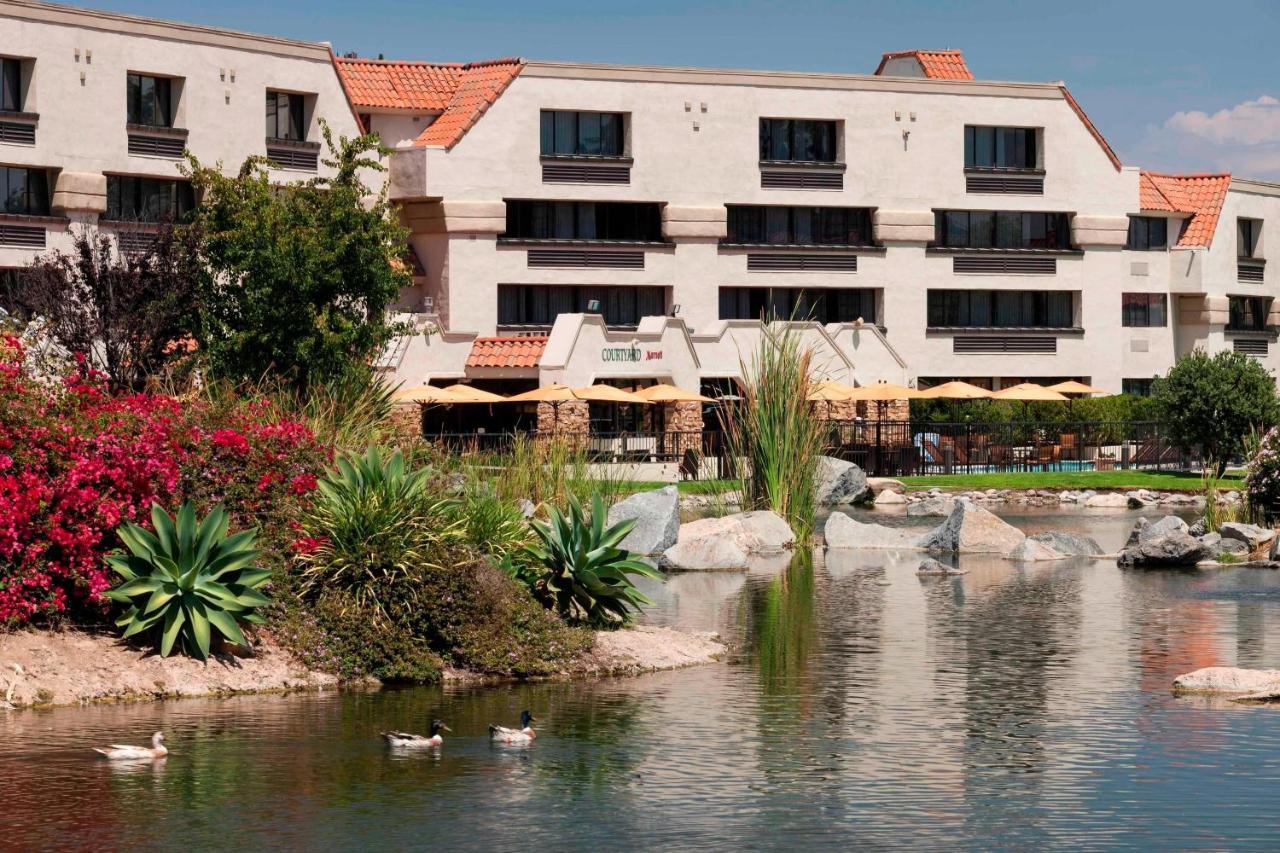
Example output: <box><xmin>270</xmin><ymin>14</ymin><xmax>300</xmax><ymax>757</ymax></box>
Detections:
<box><xmin>522</xmin><ymin>494</ymin><xmax>663</xmax><ymax>627</ymax></box>
<box><xmin>105</xmin><ymin>502</ymin><xmax>271</xmax><ymax>660</ymax></box>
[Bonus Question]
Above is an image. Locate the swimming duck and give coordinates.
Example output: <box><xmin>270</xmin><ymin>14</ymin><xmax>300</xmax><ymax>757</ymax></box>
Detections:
<box><xmin>489</xmin><ymin>710</ymin><xmax>536</xmax><ymax>744</ymax></box>
<box><xmin>382</xmin><ymin>720</ymin><xmax>451</xmax><ymax>748</ymax></box>
<box><xmin>93</xmin><ymin>731</ymin><xmax>168</xmax><ymax>760</ymax></box>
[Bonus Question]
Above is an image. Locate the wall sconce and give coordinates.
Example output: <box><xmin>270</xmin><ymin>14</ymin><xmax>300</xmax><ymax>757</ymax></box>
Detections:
<box><xmin>85</xmin><ymin>49</ymin><xmax>92</xmax><ymax>63</ymax></box>
<box><xmin>74</xmin><ymin>48</ymin><xmax>80</xmax><ymax>62</ymax></box>
<box><xmin>80</xmin><ymin>71</ymin><xmax>86</xmax><ymax>86</ymax></box>
<box><xmin>586</xmin><ymin>299</ymin><xmax>602</xmax><ymax>313</ymax></box>
<box><xmin>220</xmin><ymin>68</ymin><xmax>226</xmax><ymax>81</ymax></box>
<box><xmin>671</xmin><ymin>304</ymin><xmax>682</xmax><ymax>316</ymax></box>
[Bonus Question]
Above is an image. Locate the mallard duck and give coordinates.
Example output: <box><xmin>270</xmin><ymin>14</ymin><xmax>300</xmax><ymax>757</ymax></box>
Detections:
<box><xmin>489</xmin><ymin>710</ymin><xmax>536</xmax><ymax>744</ymax></box>
<box><xmin>93</xmin><ymin>731</ymin><xmax>168</xmax><ymax>760</ymax></box>
<box><xmin>382</xmin><ymin>720</ymin><xmax>451</xmax><ymax>748</ymax></box>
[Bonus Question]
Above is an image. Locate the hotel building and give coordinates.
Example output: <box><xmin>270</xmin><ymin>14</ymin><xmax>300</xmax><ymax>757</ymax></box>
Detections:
<box><xmin>3</xmin><ymin>1</ymin><xmax>1279</xmax><ymax>410</ymax></box>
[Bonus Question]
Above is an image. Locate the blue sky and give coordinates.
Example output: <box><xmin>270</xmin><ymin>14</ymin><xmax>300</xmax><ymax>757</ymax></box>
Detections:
<box><xmin>93</xmin><ymin>0</ymin><xmax>1280</xmax><ymax>178</ymax></box>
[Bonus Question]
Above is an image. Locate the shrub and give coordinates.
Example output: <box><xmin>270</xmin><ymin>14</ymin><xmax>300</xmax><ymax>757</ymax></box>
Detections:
<box><xmin>1246</xmin><ymin>426</ymin><xmax>1280</xmax><ymax>521</ymax></box>
<box><xmin>521</xmin><ymin>494</ymin><xmax>662</xmax><ymax>627</ymax></box>
<box><xmin>104</xmin><ymin>502</ymin><xmax>270</xmax><ymax>659</ymax></box>
<box><xmin>458</xmin><ymin>484</ymin><xmax>531</xmax><ymax>560</ymax></box>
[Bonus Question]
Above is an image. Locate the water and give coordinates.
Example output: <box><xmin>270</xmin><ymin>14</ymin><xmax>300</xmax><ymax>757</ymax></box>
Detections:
<box><xmin>6</xmin><ymin>507</ymin><xmax>1280</xmax><ymax>850</ymax></box>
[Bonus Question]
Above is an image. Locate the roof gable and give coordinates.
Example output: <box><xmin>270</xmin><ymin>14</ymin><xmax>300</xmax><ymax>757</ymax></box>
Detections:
<box><xmin>1139</xmin><ymin>172</ymin><xmax>1232</xmax><ymax>248</ymax></box>
<box><xmin>874</xmin><ymin>49</ymin><xmax>973</xmax><ymax>80</ymax></box>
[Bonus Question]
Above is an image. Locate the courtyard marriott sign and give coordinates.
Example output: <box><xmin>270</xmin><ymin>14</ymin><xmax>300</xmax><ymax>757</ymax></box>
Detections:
<box><xmin>601</xmin><ymin>344</ymin><xmax>663</xmax><ymax>363</ymax></box>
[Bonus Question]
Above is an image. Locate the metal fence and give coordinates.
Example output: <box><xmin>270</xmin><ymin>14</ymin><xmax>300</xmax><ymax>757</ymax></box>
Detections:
<box><xmin>422</xmin><ymin>420</ymin><xmax>1190</xmax><ymax>479</ymax></box>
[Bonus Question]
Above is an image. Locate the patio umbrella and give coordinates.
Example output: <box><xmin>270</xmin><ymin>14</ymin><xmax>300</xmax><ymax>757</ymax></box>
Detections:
<box><xmin>571</xmin><ymin>384</ymin><xmax>651</xmax><ymax>405</ymax></box>
<box><xmin>847</xmin><ymin>380</ymin><xmax>925</xmax><ymax>401</ymax></box>
<box><xmin>991</xmin><ymin>383</ymin><xmax>1068</xmax><ymax>402</ymax></box>
<box><xmin>391</xmin><ymin>384</ymin><xmax>463</xmax><ymax>404</ymax></box>
<box><xmin>439</xmin><ymin>384</ymin><xmax>507</xmax><ymax>403</ymax></box>
<box><xmin>1046</xmin><ymin>380</ymin><xmax>1110</xmax><ymax>397</ymax></box>
<box><xmin>506</xmin><ymin>383</ymin><xmax>579</xmax><ymax>430</ymax></box>
<box><xmin>918</xmin><ymin>381</ymin><xmax>993</xmax><ymax>400</ymax></box>
<box><xmin>807</xmin><ymin>380</ymin><xmax>858</xmax><ymax>401</ymax></box>
<box><xmin>634</xmin><ymin>383</ymin><xmax>714</xmax><ymax>404</ymax></box>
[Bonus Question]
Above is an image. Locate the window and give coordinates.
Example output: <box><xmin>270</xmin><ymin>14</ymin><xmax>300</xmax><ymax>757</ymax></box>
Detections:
<box><xmin>266</xmin><ymin>90</ymin><xmax>306</xmax><ymax>141</ymax></box>
<box><xmin>105</xmin><ymin>176</ymin><xmax>194</xmax><ymax>222</ymax></box>
<box><xmin>725</xmin><ymin>206</ymin><xmax>873</xmax><ymax>246</ymax></box>
<box><xmin>497</xmin><ymin>285</ymin><xmax>665</xmax><ymax>328</ymax></box>
<box><xmin>1122</xmin><ymin>378</ymin><xmax>1154</xmax><ymax>397</ymax></box>
<box><xmin>1126</xmin><ymin>216</ymin><xmax>1168</xmax><ymax>251</ymax></box>
<box><xmin>503</xmin><ymin>200</ymin><xmax>663</xmax><ymax>242</ymax></box>
<box><xmin>964</xmin><ymin>126</ymin><xmax>1038</xmax><ymax>169</ymax></box>
<box><xmin>933</xmin><ymin>210</ymin><xmax>1072</xmax><ymax>250</ymax></box>
<box><xmin>1121</xmin><ymin>293</ymin><xmax>1167</xmax><ymax>327</ymax></box>
<box><xmin>1228</xmin><ymin>296</ymin><xmax>1269</xmax><ymax>331</ymax></box>
<box><xmin>759</xmin><ymin>119</ymin><xmax>838</xmax><ymax>163</ymax></box>
<box><xmin>719</xmin><ymin>287</ymin><xmax>877</xmax><ymax>324</ymax></box>
<box><xmin>0</xmin><ymin>166</ymin><xmax>49</xmax><ymax>216</ymax></box>
<box><xmin>126</xmin><ymin>74</ymin><xmax>173</xmax><ymax>127</ymax></box>
<box><xmin>927</xmin><ymin>290</ymin><xmax>1075</xmax><ymax>328</ymax></box>
<box><xmin>539</xmin><ymin>111</ymin><xmax>625</xmax><ymax>157</ymax></box>
<box><xmin>1</xmin><ymin>58</ymin><xmax>22</xmax><ymax>112</ymax></box>
<box><xmin>1239</xmin><ymin>218</ymin><xmax>1261</xmax><ymax>259</ymax></box>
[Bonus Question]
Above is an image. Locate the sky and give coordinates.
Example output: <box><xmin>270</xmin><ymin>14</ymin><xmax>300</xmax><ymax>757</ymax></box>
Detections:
<box><xmin>87</xmin><ymin>0</ymin><xmax>1280</xmax><ymax>179</ymax></box>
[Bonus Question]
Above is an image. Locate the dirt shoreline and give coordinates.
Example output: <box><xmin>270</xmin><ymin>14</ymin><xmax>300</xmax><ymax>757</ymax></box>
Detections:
<box><xmin>0</xmin><ymin>625</ymin><xmax>727</xmax><ymax>710</ymax></box>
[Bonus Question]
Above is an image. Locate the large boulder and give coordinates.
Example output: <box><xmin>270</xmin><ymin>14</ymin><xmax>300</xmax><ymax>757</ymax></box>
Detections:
<box><xmin>1219</xmin><ymin>522</ymin><xmax>1277</xmax><ymax>559</ymax></box>
<box><xmin>813</xmin><ymin>457</ymin><xmax>869</xmax><ymax>505</ymax></box>
<box><xmin>1173</xmin><ymin>667</ymin><xmax>1280</xmax><ymax>694</ymax></box>
<box><xmin>919</xmin><ymin>498</ymin><xmax>1026</xmax><ymax>554</ymax></box>
<box><xmin>608</xmin><ymin>486</ymin><xmax>680</xmax><ymax>556</ymax></box>
<box><xmin>866</xmin><ymin>477</ymin><xmax>906</xmax><ymax>497</ymax></box>
<box><xmin>1084</xmin><ymin>492</ymin><xmax>1129</xmax><ymax>508</ymax></box>
<box><xmin>1006</xmin><ymin>538</ymin><xmax>1065</xmax><ymax>562</ymax></box>
<box><xmin>907</xmin><ymin>494</ymin><xmax>955</xmax><ymax>517</ymax></box>
<box><xmin>662</xmin><ymin>511</ymin><xmax>794</xmax><ymax>571</ymax></box>
<box><xmin>1118</xmin><ymin>530</ymin><xmax>1206</xmax><ymax>567</ymax></box>
<box><xmin>823</xmin><ymin>512</ymin><xmax>923</xmax><ymax>550</ymax></box>
<box><xmin>1145</xmin><ymin>515</ymin><xmax>1190</xmax><ymax>540</ymax></box>
<box><xmin>1027</xmin><ymin>531</ymin><xmax>1104</xmax><ymax>557</ymax></box>
<box><xmin>874</xmin><ymin>489</ymin><xmax>908</xmax><ymax>507</ymax></box>
<box><xmin>1124</xmin><ymin>517</ymin><xmax>1150</xmax><ymax>548</ymax></box>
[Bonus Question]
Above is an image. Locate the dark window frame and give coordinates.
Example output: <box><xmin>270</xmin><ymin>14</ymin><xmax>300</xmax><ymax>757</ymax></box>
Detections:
<box><xmin>1239</xmin><ymin>217</ymin><xmax>1261</xmax><ymax>259</ymax></box>
<box><xmin>503</xmin><ymin>200</ymin><xmax>664</xmax><ymax>242</ymax></box>
<box><xmin>1121</xmin><ymin>292</ymin><xmax>1168</xmax><ymax>327</ymax></box>
<box><xmin>497</xmin><ymin>284</ymin><xmax>666</xmax><ymax>328</ymax></box>
<box><xmin>0</xmin><ymin>165</ymin><xmax>50</xmax><ymax>216</ymax></box>
<box><xmin>539</xmin><ymin>110</ymin><xmax>626</xmax><ymax>157</ymax></box>
<box><xmin>1126</xmin><ymin>216</ymin><xmax>1168</xmax><ymax>251</ymax></box>
<box><xmin>933</xmin><ymin>210</ymin><xmax>1073</xmax><ymax>250</ymax></box>
<box><xmin>964</xmin><ymin>125</ymin><xmax>1039</xmax><ymax>170</ymax></box>
<box><xmin>1228</xmin><ymin>295</ymin><xmax>1269</xmax><ymax>331</ymax></box>
<box><xmin>265</xmin><ymin>90</ymin><xmax>307</xmax><ymax>142</ymax></box>
<box><xmin>1</xmin><ymin>57</ymin><xmax>22</xmax><ymax>113</ymax></box>
<box><xmin>759</xmin><ymin>118</ymin><xmax>839</xmax><ymax>163</ymax></box>
<box><xmin>718</xmin><ymin>286</ymin><xmax>877</xmax><ymax>325</ymax></box>
<box><xmin>926</xmin><ymin>289</ymin><xmax>1076</xmax><ymax>328</ymax></box>
<box><xmin>126</xmin><ymin>73</ymin><xmax>174</xmax><ymax>128</ymax></box>
<box><xmin>725</xmin><ymin>205</ymin><xmax>874</xmax><ymax>246</ymax></box>
<box><xmin>104</xmin><ymin>175</ymin><xmax>194</xmax><ymax>223</ymax></box>
<box><xmin>1122</xmin><ymin>378</ymin><xmax>1154</xmax><ymax>397</ymax></box>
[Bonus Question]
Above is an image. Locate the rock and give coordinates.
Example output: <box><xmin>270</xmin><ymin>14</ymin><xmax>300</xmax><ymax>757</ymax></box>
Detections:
<box><xmin>823</xmin><ymin>512</ymin><xmax>923</xmax><ymax>550</ymax></box>
<box><xmin>662</xmin><ymin>511</ymin><xmax>794</xmax><ymax>571</ymax></box>
<box><xmin>907</xmin><ymin>494</ymin><xmax>955</xmax><ymax>517</ymax></box>
<box><xmin>813</xmin><ymin>456</ymin><xmax>869</xmax><ymax>505</ymax></box>
<box><xmin>1027</xmin><ymin>531</ymin><xmax>1104</xmax><ymax>557</ymax></box>
<box><xmin>919</xmin><ymin>498</ymin><xmax>1026</xmax><ymax>554</ymax></box>
<box><xmin>1188</xmin><ymin>520</ymin><xmax>1206</xmax><ymax>537</ymax></box>
<box><xmin>1084</xmin><ymin>492</ymin><xmax>1129</xmax><ymax>508</ymax></box>
<box><xmin>1118</xmin><ymin>530</ymin><xmax>1207</xmax><ymax>568</ymax></box>
<box><xmin>866</xmin><ymin>477</ymin><xmax>906</xmax><ymax>497</ymax></box>
<box><xmin>873</xmin><ymin>489</ymin><xmax>908</xmax><ymax>506</ymax></box>
<box><xmin>1006</xmin><ymin>538</ymin><xmax>1065</xmax><ymax>561</ymax></box>
<box><xmin>1144</xmin><ymin>515</ymin><xmax>1190</xmax><ymax>541</ymax></box>
<box><xmin>1124</xmin><ymin>518</ymin><xmax>1149</xmax><ymax>547</ymax></box>
<box><xmin>607</xmin><ymin>486</ymin><xmax>680</xmax><ymax>556</ymax></box>
<box><xmin>1219</xmin><ymin>522</ymin><xmax>1277</xmax><ymax>558</ymax></box>
<box><xmin>916</xmin><ymin>557</ymin><xmax>967</xmax><ymax>575</ymax></box>
<box><xmin>1173</xmin><ymin>666</ymin><xmax>1280</xmax><ymax>695</ymax></box>
<box><xmin>517</xmin><ymin>498</ymin><xmax>537</xmax><ymax>518</ymax></box>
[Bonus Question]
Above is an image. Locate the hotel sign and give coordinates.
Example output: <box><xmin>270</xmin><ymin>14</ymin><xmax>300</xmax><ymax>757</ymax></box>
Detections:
<box><xmin>602</xmin><ymin>344</ymin><xmax>663</xmax><ymax>363</ymax></box>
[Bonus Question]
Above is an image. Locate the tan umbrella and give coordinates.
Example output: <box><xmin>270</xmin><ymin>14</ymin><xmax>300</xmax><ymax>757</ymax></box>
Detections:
<box><xmin>991</xmin><ymin>383</ymin><xmax>1068</xmax><ymax>402</ymax></box>
<box><xmin>918</xmin><ymin>380</ymin><xmax>993</xmax><ymax>400</ymax></box>
<box><xmin>391</xmin><ymin>384</ymin><xmax>463</xmax><ymax>404</ymax></box>
<box><xmin>572</xmin><ymin>384</ymin><xmax>652</xmax><ymax>405</ymax></box>
<box><xmin>1046</xmin><ymin>380</ymin><xmax>1110</xmax><ymax>397</ymax></box>
<box><xmin>634</xmin><ymin>383</ymin><xmax>714</xmax><ymax>404</ymax></box>
<box><xmin>506</xmin><ymin>383</ymin><xmax>577</xmax><ymax>403</ymax></box>
<box><xmin>847</xmin><ymin>380</ymin><xmax>925</xmax><ymax>401</ymax></box>
<box><xmin>807</xmin><ymin>380</ymin><xmax>858</xmax><ymax>402</ymax></box>
<box><xmin>439</xmin><ymin>383</ymin><xmax>507</xmax><ymax>403</ymax></box>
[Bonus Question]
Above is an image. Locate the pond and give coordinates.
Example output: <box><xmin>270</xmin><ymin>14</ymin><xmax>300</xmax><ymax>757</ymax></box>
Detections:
<box><xmin>5</xmin><ymin>507</ymin><xmax>1280</xmax><ymax>849</ymax></box>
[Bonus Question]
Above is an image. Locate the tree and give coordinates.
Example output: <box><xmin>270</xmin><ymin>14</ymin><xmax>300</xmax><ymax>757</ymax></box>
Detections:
<box><xmin>184</xmin><ymin>121</ymin><xmax>410</xmax><ymax>389</ymax></box>
<box><xmin>9</xmin><ymin>224</ymin><xmax>204</xmax><ymax>391</ymax></box>
<box><xmin>1152</xmin><ymin>349</ymin><xmax>1279</xmax><ymax>475</ymax></box>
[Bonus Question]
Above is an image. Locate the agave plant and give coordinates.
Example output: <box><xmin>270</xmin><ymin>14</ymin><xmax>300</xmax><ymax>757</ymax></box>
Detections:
<box><xmin>104</xmin><ymin>502</ymin><xmax>271</xmax><ymax>660</ymax></box>
<box><xmin>522</xmin><ymin>494</ymin><xmax>663</xmax><ymax>627</ymax></box>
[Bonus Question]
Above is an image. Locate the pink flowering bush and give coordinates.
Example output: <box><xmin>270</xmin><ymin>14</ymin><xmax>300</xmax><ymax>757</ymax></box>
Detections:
<box><xmin>1246</xmin><ymin>426</ymin><xmax>1280</xmax><ymax>521</ymax></box>
<box><xmin>0</xmin><ymin>335</ymin><xmax>328</xmax><ymax>626</ymax></box>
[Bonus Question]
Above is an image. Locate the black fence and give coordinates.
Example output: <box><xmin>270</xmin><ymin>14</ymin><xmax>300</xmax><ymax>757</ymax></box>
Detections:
<box><xmin>422</xmin><ymin>420</ymin><xmax>1190</xmax><ymax>479</ymax></box>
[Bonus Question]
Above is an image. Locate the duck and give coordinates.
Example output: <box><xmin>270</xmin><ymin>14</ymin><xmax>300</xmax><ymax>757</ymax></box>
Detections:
<box><xmin>93</xmin><ymin>731</ymin><xmax>168</xmax><ymax>760</ymax></box>
<box><xmin>382</xmin><ymin>719</ymin><xmax>451</xmax><ymax>748</ymax></box>
<box><xmin>489</xmin><ymin>710</ymin><xmax>537</xmax><ymax>744</ymax></box>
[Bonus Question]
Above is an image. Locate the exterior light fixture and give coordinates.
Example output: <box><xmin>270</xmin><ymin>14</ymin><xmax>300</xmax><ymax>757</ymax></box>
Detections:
<box><xmin>586</xmin><ymin>299</ymin><xmax>602</xmax><ymax>313</ymax></box>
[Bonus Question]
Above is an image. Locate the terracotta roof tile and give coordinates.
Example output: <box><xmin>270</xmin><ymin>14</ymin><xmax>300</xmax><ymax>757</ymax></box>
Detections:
<box><xmin>874</xmin><ymin>49</ymin><xmax>973</xmax><ymax>81</ymax></box>
<box><xmin>333</xmin><ymin>56</ymin><xmax>523</xmax><ymax>149</ymax></box>
<box><xmin>1139</xmin><ymin>171</ymin><xmax>1232</xmax><ymax>248</ymax></box>
<box><xmin>466</xmin><ymin>335</ymin><xmax>547</xmax><ymax>369</ymax></box>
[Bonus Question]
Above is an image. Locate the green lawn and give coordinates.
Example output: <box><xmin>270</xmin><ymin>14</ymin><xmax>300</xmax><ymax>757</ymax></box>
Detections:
<box><xmin>612</xmin><ymin>479</ymin><xmax>739</xmax><ymax>495</ymax></box>
<box><xmin>897</xmin><ymin>470</ymin><xmax>1242</xmax><ymax>493</ymax></box>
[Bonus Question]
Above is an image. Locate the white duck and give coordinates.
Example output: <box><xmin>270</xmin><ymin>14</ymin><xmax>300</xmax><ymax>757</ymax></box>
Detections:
<box><xmin>489</xmin><ymin>710</ymin><xmax>537</xmax><ymax>744</ymax></box>
<box><xmin>94</xmin><ymin>731</ymin><xmax>168</xmax><ymax>760</ymax></box>
<box><xmin>382</xmin><ymin>719</ymin><xmax>451</xmax><ymax>748</ymax></box>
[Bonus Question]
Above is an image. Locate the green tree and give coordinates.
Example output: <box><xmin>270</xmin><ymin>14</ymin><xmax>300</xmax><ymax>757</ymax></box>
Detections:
<box><xmin>1152</xmin><ymin>349</ymin><xmax>1279</xmax><ymax>475</ymax></box>
<box><xmin>184</xmin><ymin>121</ymin><xmax>409</xmax><ymax>388</ymax></box>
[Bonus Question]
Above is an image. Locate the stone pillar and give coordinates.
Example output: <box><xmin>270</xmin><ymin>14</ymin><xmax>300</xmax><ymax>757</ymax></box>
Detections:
<box><xmin>664</xmin><ymin>401</ymin><xmax>704</xmax><ymax>459</ymax></box>
<box><xmin>388</xmin><ymin>403</ymin><xmax>423</xmax><ymax>442</ymax></box>
<box><xmin>537</xmin><ymin>400</ymin><xmax>589</xmax><ymax>436</ymax></box>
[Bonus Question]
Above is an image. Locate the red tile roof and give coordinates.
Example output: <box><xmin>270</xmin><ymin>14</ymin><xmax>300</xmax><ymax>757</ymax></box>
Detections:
<box><xmin>1139</xmin><ymin>172</ymin><xmax>1232</xmax><ymax>248</ymax></box>
<box><xmin>874</xmin><ymin>49</ymin><xmax>973</xmax><ymax>80</ymax></box>
<box><xmin>333</xmin><ymin>56</ymin><xmax>523</xmax><ymax>149</ymax></box>
<box><xmin>466</xmin><ymin>335</ymin><xmax>547</xmax><ymax>369</ymax></box>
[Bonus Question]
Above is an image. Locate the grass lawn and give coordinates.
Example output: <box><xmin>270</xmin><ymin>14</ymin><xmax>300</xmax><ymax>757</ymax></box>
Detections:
<box><xmin>613</xmin><ymin>479</ymin><xmax>740</xmax><ymax>495</ymax></box>
<box><xmin>897</xmin><ymin>470</ymin><xmax>1242</xmax><ymax>493</ymax></box>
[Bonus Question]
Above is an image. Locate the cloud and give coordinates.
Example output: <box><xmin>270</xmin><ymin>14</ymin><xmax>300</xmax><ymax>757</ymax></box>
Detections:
<box><xmin>1164</xmin><ymin>95</ymin><xmax>1280</xmax><ymax>145</ymax></box>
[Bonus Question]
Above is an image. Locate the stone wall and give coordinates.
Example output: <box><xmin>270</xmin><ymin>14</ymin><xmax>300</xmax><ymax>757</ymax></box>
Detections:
<box><xmin>389</xmin><ymin>403</ymin><xmax>423</xmax><ymax>441</ymax></box>
<box><xmin>664</xmin><ymin>401</ymin><xmax>704</xmax><ymax>457</ymax></box>
<box><xmin>538</xmin><ymin>400</ymin><xmax>589</xmax><ymax>435</ymax></box>
<box><xmin>812</xmin><ymin>399</ymin><xmax>910</xmax><ymax>422</ymax></box>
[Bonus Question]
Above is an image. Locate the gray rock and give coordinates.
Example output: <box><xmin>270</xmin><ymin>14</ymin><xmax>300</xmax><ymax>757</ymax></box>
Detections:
<box><xmin>823</xmin><ymin>512</ymin><xmax>924</xmax><ymax>550</ymax></box>
<box><xmin>1118</xmin><ymin>530</ymin><xmax>1207</xmax><ymax>567</ymax></box>
<box><xmin>866</xmin><ymin>477</ymin><xmax>907</xmax><ymax>497</ymax></box>
<box><xmin>517</xmin><ymin>498</ymin><xmax>537</xmax><ymax>519</ymax></box>
<box><xmin>608</xmin><ymin>486</ymin><xmax>680</xmax><ymax>556</ymax></box>
<box><xmin>1173</xmin><ymin>666</ymin><xmax>1280</xmax><ymax>694</ymax></box>
<box><xmin>1084</xmin><ymin>492</ymin><xmax>1129</xmax><ymax>508</ymax></box>
<box><xmin>916</xmin><ymin>557</ymin><xmax>967</xmax><ymax>575</ymax></box>
<box><xmin>1006</xmin><ymin>538</ymin><xmax>1065</xmax><ymax>561</ymax></box>
<box><xmin>662</xmin><ymin>511</ymin><xmax>795</xmax><ymax>571</ymax></box>
<box><xmin>1188</xmin><ymin>520</ymin><xmax>1206</xmax><ymax>537</ymax></box>
<box><xmin>907</xmin><ymin>494</ymin><xmax>956</xmax><ymax>517</ymax></box>
<box><xmin>918</xmin><ymin>498</ymin><xmax>1026</xmax><ymax>554</ymax></box>
<box><xmin>1144</xmin><ymin>515</ymin><xmax>1190</xmax><ymax>543</ymax></box>
<box><xmin>1028</xmin><ymin>531</ymin><xmax>1104</xmax><ymax>557</ymax></box>
<box><xmin>1125</xmin><ymin>517</ymin><xmax>1150</xmax><ymax>547</ymax></box>
<box><xmin>1219</xmin><ymin>522</ymin><xmax>1277</xmax><ymax>557</ymax></box>
<box><xmin>873</xmin><ymin>489</ymin><xmax>908</xmax><ymax>506</ymax></box>
<box><xmin>813</xmin><ymin>456</ymin><xmax>869</xmax><ymax>506</ymax></box>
